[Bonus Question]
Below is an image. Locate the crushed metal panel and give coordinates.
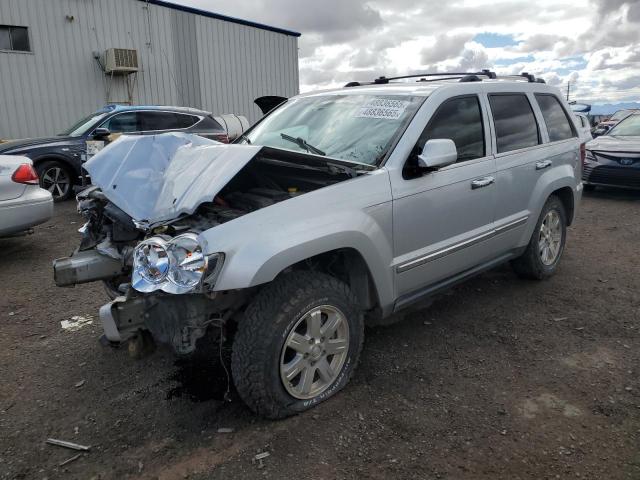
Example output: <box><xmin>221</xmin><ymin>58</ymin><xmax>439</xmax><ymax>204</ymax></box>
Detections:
<box><xmin>84</xmin><ymin>132</ymin><xmax>262</xmax><ymax>225</ymax></box>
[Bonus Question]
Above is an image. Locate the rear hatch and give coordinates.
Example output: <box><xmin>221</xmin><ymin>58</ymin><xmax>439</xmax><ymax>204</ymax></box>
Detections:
<box><xmin>0</xmin><ymin>155</ymin><xmax>28</xmax><ymax>201</ymax></box>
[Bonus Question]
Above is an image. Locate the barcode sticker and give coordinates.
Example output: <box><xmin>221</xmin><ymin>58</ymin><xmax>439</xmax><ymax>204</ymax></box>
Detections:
<box><xmin>356</xmin><ymin>98</ymin><xmax>409</xmax><ymax>120</ymax></box>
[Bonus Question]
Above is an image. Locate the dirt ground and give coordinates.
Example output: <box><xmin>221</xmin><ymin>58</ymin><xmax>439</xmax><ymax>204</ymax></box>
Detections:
<box><xmin>1</xmin><ymin>189</ymin><xmax>639</xmax><ymax>480</ymax></box>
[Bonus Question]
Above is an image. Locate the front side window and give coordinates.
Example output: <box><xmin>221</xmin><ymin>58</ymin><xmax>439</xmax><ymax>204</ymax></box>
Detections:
<box><xmin>59</xmin><ymin>111</ymin><xmax>110</xmax><ymax>137</ymax></box>
<box><xmin>535</xmin><ymin>94</ymin><xmax>576</xmax><ymax>142</ymax></box>
<box><xmin>239</xmin><ymin>94</ymin><xmax>424</xmax><ymax>165</ymax></box>
<box><xmin>416</xmin><ymin>95</ymin><xmax>485</xmax><ymax>162</ymax></box>
<box><xmin>101</xmin><ymin>112</ymin><xmax>141</xmax><ymax>133</ymax></box>
<box><xmin>0</xmin><ymin>25</ymin><xmax>30</xmax><ymax>51</ymax></box>
<box><xmin>608</xmin><ymin>114</ymin><xmax>640</xmax><ymax>136</ymax></box>
<box><xmin>489</xmin><ymin>94</ymin><xmax>540</xmax><ymax>153</ymax></box>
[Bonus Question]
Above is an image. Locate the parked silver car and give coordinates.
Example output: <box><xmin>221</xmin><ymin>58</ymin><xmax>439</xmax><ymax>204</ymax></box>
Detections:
<box><xmin>54</xmin><ymin>71</ymin><xmax>583</xmax><ymax>418</ymax></box>
<box><xmin>0</xmin><ymin>155</ymin><xmax>53</xmax><ymax>237</ymax></box>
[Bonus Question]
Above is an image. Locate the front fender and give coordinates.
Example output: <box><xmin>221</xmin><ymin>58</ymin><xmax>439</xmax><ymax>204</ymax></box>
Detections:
<box><xmin>200</xmin><ymin>169</ymin><xmax>396</xmax><ymax>308</ymax></box>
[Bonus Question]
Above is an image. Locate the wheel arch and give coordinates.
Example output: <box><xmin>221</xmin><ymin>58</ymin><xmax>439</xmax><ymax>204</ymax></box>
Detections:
<box><xmin>33</xmin><ymin>155</ymin><xmax>79</xmax><ymax>184</ymax></box>
<box><xmin>278</xmin><ymin>247</ymin><xmax>382</xmax><ymax>312</ymax></box>
<box><xmin>550</xmin><ymin>186</ymin><xmax>575</xmax><ymax>226</ymax></box>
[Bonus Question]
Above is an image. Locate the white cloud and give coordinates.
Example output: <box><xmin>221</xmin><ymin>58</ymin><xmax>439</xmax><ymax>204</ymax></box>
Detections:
<box><xmin>171</xmin><ymin>0</ymin><xmax>640</xmax><ymax>104</ymax></box>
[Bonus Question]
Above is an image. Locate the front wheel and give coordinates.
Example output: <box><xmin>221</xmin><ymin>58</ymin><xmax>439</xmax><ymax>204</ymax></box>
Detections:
<box><xmin>511</xmin><ymin>195</ymin><xmax>567</xmax><ymax>280</ymax></box>
<box><xmin>231</xmin><ymin>271</ymin><xmax>364</xmax><ymax>419</ymax></box>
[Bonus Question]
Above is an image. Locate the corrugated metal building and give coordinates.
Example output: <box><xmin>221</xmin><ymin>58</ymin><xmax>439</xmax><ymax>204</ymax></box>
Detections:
<box><xmin>0</xmin><ymin>0</ymin><xmax>300</xmax><ymax>139</ymax></box>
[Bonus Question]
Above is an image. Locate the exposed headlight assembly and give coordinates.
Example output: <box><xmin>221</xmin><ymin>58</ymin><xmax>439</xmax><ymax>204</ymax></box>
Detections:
<box><xmin>132</xmin><ymin>234</ymin><xmax>223</xmax><ymax>294</ymax></box>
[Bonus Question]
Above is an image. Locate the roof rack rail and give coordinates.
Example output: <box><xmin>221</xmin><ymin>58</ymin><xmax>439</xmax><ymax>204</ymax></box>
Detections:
<box><xmin>344</xmin><ymin>69</ymin><xmax>497</xmax><ymax>87</ymax></box>
<box><xmin>344</xmin><ymin>70</ymin><xmax>546</xmax><ymax>87</ymax></box>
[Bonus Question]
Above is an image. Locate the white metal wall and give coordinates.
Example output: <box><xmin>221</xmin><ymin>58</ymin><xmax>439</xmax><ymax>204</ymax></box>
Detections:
<box><xmin>0</xmin><ymin>0</ymin><xmax>299</xmax><ymax>139</ymax></box>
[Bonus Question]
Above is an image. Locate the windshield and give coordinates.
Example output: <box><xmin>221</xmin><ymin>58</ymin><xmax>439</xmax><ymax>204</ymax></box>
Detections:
<box><xmin>610</xmin><ymin>110</ymin><xmax>631</xmax><ymax>121</ymax></box>
<box><xmin>239</xmin><ymin>94</ymin><xmax>424</xmax><ymax>165</ymax></box>
<box><xmin>59</xmin><ymin>111</ymin><xmax>110</xmax><ymax>137</ymax></box>
<box><xmin>608</xmin><ymin>114</ymin><xmax>640</xmax><ymax>136</ymax></box>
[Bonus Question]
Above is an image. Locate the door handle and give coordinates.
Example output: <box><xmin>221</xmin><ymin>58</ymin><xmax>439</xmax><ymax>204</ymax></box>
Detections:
<box><xmin>535</xmin><ymin>160</ymin><xmax>552</xmax><ymax>170</ymax></box>
<box><xmin>471</xmin><ymin>176</ymin><xmax>495</xmax><ymax>189</ymax></box>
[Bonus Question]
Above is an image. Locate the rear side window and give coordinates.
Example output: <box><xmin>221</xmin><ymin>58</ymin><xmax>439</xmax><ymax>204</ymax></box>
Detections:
<box><xmin>535</xmin><ymin>94</ymin><xmax>576</xmax><ymax>142</ymax></box>
<box><xmin>489</xmin><ymin>94</ymin><xmax>540</xmax><ymax>153</ymax></box>
<box><xmin>140</xmin><ymin>112</ymin><xmax>200</xmax><ymax>131</ymax></box>
<box><xmin>417</xmin><ymin>95</ymin><xmax>485</xmax><ymax>162</ymax></box>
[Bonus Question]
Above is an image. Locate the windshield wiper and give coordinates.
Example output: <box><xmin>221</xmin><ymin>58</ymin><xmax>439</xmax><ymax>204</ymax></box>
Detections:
<box><xmin>280</xmin><ymin>133</ymin><xmax>325</xmax><ymax>156</ymax></box>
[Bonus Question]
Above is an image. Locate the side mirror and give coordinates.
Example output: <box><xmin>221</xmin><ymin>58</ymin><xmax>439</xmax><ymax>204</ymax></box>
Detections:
<box><xmin>417</xmin><ymin>139</ymin><xmax>457</xmax><ymax>170</ymax></box>
<box><xmin>92</xmin><ymin>127</ymin><xmax>111</xmax><ymax>139</ymax></box>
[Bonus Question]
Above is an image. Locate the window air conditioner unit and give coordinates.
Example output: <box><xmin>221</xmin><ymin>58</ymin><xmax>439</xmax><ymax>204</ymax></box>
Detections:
<box><xmin>104</xmin><ymin>48</ymin><xmax>138</xmax><ymax>74</ymax></box>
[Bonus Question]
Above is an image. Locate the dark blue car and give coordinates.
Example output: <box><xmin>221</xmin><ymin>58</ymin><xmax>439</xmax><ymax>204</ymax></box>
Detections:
<box><xmin>0</xmin><ymin>105</ymin><xmax>228</xmax><ymax>200</ymax></box>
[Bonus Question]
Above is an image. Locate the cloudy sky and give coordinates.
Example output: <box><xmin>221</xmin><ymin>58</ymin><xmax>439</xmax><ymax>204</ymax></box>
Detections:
<box><xmin>171</xmin><ymin>0</ymin><xmax>640</xmax><ymax>104</ymax></box>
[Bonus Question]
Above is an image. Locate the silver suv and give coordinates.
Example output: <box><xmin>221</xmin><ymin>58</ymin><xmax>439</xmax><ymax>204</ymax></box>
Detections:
<box><xmin>54</xmin><ymin>71</ymin><xmax>584</xmax><ymax>418</ymax></box>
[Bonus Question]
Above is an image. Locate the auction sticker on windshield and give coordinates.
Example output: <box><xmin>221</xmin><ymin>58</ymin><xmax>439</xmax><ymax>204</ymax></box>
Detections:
<box><xmin>356</xmin><ymin>98</ymin><xmax>409</xmax><ymax>120</ymax></box>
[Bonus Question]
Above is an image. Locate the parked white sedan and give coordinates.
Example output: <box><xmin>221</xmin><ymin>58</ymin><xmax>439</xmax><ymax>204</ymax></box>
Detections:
<box><xmin>0</xmin><ymin>155</ymin><xmax>53</xmax><ymax>237</ymax></box>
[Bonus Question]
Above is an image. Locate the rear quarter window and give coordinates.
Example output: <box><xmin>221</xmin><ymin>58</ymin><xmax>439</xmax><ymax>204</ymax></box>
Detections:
<box><xmin>535</xmin><ymin>94</ymin><xmax>576</xmax><ymax>142</ymax></box>
<box><xmin>489</xmin><ymin>94</ymin><xmax>540</xmax><ymax>153</ymax></box>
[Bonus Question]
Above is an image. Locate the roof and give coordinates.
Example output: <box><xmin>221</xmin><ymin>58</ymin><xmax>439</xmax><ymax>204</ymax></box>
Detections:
<box><xmin>139</xmin><ymin>0</ymin><xmax>301</xmax><ymax>37</ymax></box>
<box><xmin>101</xmin><ymin>104</ymin><xmax>212</xmax><ymax>115</ymax></box>
<box><xmin>298</xmin><ymin>78</ymin><xmax>559</xmax><ymax>99</ymax></box>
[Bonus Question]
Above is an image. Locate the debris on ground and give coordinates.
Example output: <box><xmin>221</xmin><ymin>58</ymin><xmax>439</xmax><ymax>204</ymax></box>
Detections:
<box><xmin>253</xmin><ymin>451</ymin><xmax>270</xmax><ymax>469</ymax></box>
<box><xmin>60</xmin><ymin>316</ymin><xmax>93</xmax><ymax>332</ymax></box>
<box><xmin>59</xmin><ymin>453</ymin><xmax>82</xmax><ymax>467</ymax></box>
<box><xmin>45</xmin><ymin>438</ymin><xmax>91</xmax><ymax>451</ymax></box>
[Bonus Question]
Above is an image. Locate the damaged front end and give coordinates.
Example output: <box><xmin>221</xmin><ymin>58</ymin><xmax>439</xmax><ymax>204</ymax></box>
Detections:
<box><xmin>53</xmin><ymin>132</ymin><xmax>366</xmax><ymax>356</ymax></box>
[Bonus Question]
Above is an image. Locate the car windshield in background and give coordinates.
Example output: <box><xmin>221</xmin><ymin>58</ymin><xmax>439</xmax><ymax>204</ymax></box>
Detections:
<box><xmin>240</xmin><ymin>94</ymin><xmax>424</xmax><ymax>165</ymax></box>
<box><xmin>59</xmin><ymin>111</ymin><xmax>110</xmax><ymax>137</ymax></box>
<box><xmin>608</xmin><ymin>114</ymin><xmax>640</xmax><ymax>136</ymax></box>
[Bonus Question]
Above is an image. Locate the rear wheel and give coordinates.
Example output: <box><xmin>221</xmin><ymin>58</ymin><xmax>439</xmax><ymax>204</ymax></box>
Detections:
<box><xmin>231</xmin><ymin>271</ymin><xmax>364</xmax><ymax>419</ymax></box>
<box><xmin>511</xmin><ymin>195</ymin><xmax>567</xmax><ymax>280</ymax></box>
<box><xmin>37</xmin><ymin>161</ymin><xmax>73</xmax><ymax>201</ymax></box>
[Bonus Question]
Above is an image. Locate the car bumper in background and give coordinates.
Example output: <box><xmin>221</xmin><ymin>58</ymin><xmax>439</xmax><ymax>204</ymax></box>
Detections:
<box><xmin>0</xmin><ymin>187</ymin><xmax>53</xmax><ymax>236</ymax></box>
<box><xmin>583</xmin><ymin>162</ymin><xmax>640</xmax><ymax>190</ymax></box>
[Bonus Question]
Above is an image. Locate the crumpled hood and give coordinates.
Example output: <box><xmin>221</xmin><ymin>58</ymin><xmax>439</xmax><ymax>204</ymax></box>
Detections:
<box><xmin>84</xmin><ymin>132</ymin><xmax>262</xmax><ymax>226</ymax></box>
<box><xmin>587</xmin><ymin>135</ymin><xmax>640</xmax><ymax>153</ymax></box>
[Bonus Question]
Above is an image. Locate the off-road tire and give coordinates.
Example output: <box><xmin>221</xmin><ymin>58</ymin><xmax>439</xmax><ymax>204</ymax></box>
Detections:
<box><xmin>231</xmin><ymin>271</ymin><xmax>364</xmax><ymax>419</ymax></box>
<box><xmin>36</xmin><ymin>160</ymin><xmax>74</xmax><ymax>202</ymax></box>
<box><xmin>511</xmin><ymin>195</ymin><xmax>567</xmax><ymax>280</ymax></box>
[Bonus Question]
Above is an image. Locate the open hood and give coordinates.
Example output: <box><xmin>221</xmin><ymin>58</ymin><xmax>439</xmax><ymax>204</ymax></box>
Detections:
<box><xmin>254</xmin><ymin>96</ymin><xmax>287</xmax><ymax>115</ymax></box>
<box><xmin>84</xmin><ymin>132</ymin><xmax>262</xmax><ymax>226</ymax></box>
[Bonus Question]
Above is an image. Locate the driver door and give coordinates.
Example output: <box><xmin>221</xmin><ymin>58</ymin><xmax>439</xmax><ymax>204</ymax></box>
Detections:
<box><xmin>391</xmin><ymin>94</ymin><xmax>497</xmax><ymax>298</ymax></box>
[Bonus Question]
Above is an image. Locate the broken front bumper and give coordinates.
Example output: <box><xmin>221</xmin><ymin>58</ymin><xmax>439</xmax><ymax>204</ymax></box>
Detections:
<box><xmin>97</xmin><ymin>293</ymin><xmax>226</xmax><ymax>355</ymax></box>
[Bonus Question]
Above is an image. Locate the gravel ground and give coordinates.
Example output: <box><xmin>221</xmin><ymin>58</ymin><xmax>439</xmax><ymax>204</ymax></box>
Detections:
<box><xmin>0</xmin><ymin>189</ymin><xmax>639</xmax><ymax>480</ymax></box>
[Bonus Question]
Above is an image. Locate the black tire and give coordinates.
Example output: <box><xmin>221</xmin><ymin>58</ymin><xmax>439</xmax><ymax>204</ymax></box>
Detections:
<box><xmin>511</xmin><ymin>195</ymin><xmax>567</xmax><ymax>280</ymax></box>
<box><xmin>36</xmin><ymin>160</ymin><xmax>74</xmax><ymax>202</ymax></box>
<box><xmin>583</xmin><ymin>184</ymin><xmax>596</xmax><ymax>192</ymax></box>
<box><xmin>231</xmin><ymin>271</ymin><xmax>364</xmax><ymax>419</ymax></box>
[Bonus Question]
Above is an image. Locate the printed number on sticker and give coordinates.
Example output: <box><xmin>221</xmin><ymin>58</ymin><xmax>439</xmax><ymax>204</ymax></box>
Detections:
<box><xmin>356</xmin><ymin>98</ymin><xmax>409</xmax><ymax>120</ymax></box>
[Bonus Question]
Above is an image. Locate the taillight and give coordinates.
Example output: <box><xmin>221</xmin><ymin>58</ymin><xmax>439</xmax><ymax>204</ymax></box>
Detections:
<box><xmin>212</xmin><ymin>133</ymin><xmax>230</xmax><ymax>143</ymax></box>
<box><xmin>11</xmin><ymin>163</ymin><xmax>39</xmax><ymax>185</ymax></box>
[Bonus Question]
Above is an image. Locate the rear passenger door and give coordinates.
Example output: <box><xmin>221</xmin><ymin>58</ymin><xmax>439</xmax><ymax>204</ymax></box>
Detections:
<box><xmin>487</xmin><ymin>93</ymin><xmax>546</xmax><ymax>252</ymax></box>
<box><xmin>489</xmin><ymin>92</ymin><xmax>579</xmax><ymax>253</ymax></box>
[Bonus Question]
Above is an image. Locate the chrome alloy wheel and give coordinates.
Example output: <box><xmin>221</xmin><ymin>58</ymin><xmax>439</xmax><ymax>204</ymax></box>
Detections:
<box><xmin>538</xmin><ymin>209</ymin><xmax>562</xmax><ymax>265</ymax></box>
<box><xmin>41</xmin><ymin>166</ymin><xmax>71</xmax><ymax>199</ymax></box>
<box><xmin>280</xmin><ymin>305</ymin><xmax>350</xmax><ymax>400</ymax></box>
